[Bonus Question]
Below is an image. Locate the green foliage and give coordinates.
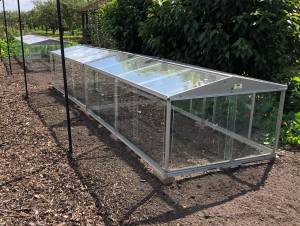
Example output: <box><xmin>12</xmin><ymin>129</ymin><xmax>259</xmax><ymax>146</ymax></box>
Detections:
<box><xmin>97</xmin><ymin>0</ymin><xmax>152</xmax><ymax>52</ymax></box>
<box><xmin>87</xmin><ymin>4</ymin><xmax>117</xmax><ymax>49</ymax></box>
<box><xmin>139</xmin><ymin>0</ymin><xmax>300</xmax><ymax>83</ymax></box>
<box><xmin>281</xmin><ymin>76</ymin><xmax>300</xmax><ymax>145</ymax></box>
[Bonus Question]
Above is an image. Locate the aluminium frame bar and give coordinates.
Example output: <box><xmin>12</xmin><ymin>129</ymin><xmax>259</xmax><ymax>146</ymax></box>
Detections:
<box><xmin>248</xmin><ymin>93</ymin><xmax>256</xmax><ymax>139</ymax></box>
<box><xmin>274</xmin><ymin>90</ymin><xmax>286</xmax><ymax>152</ymax></box>
<box><xmin>163</xmin><ymin>101</ymin><xmax>172</xmax><ymax>169</ymax></box>
<box><xmin>167</xmin><ymin>153</ymin><xmax>275</xmax><ymax>178</ymax></box>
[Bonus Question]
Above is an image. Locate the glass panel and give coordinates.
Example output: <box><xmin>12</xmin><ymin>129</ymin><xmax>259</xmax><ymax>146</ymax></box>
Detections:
<box><xmin>101</xmin><ymin>57</ymin><xmax>157</xmax><ymax>75</ymax></box>
<box><xmin>170</xmin><ymin>101</ymin><xmax>226</xmax><ymax>168</ymax></box>
<box><xmin>72</xmin><ymin>62</ymin><xmax>86</xmax><ymax>104</ymax></box>
<box><xmin>52</xmin><ymin>45</ymin><xmax>85</xmax><ymax>55</ymax></box>
<box><xmin>251</xmin><ymin>92</ymin><xmax>280</xmax><ymax>148</ymax></box>
<box><xmin>170</xmin><ymin>93</ymin><xmax>273</xmax><ymax>169</ymax></box>
<box><xmin>85</xmin><ymin>70</ymin><xmax>115</xmax><ymax>127</ymax></box>
<box><xmin>117</xmin><ymin>81</ymin><xmax>166</xmax><ymax>165</ymax></box>
<box><xmin>52</xmin><ymin>54</ymin><xmax>63</xmax><ymax>91</ymax></box>
<box><xmin>143</xmin><ymin>69</ymin><xmax>227</xmax><ymax>97</ymax></box>
<box><xmin>87</xmin><ymin>53</ymin><xmax>138</xmax><ymax>69</ymax></box>
<box><xmin>121</xmin><ymin>63</ymin><xmax>184</xmax><ymax>85</ymax></box>
<box><xmin>65</xmin><ymin>48</ymin><xmax>113</xmax><ymax>63</ymax></box>
<box><xmin>66</xmin><ymin>59</ymin><xmax>74</xmax><ymax>96</ymax></box>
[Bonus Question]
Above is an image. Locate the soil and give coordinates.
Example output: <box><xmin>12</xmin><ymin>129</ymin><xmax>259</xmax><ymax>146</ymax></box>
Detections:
<box><xmin>1</xmin><ymin>61</ymin><xmax>300</xmax><ymax>226</ymax></box>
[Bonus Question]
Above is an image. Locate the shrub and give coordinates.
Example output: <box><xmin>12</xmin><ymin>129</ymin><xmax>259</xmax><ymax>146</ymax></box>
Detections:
<box><xmin>99</xmin><ymin>0</ymin><xmax>152</xmax><ymax>52</ymax></box>
<box><xmin>139</xmin><ymin>0</ymin><xmax>300</xmax><ymax>83</ymax></box>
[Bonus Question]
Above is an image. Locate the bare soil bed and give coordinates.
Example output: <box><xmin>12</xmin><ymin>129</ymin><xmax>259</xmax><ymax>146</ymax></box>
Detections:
<box><xmin>1</xmin><ymin>61</ymin><xmax>300</xmax><ymax>225</ymax></box>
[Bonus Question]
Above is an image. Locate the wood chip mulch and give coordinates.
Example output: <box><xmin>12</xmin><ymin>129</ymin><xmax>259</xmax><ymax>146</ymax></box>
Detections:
<box><xmin>0</xmin><ymin>63</ymin><xmax>104</xmax><ymax>225</ymax></box>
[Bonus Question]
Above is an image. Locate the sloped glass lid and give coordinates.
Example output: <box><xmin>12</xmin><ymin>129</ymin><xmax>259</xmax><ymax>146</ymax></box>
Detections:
<box><xmin>87</xmin><ymin>53</ymin><xmax>229</xmax><ymax>98</ymax></box>
<box><xmin>52</xmin><ymin>45</ymin><xmax>85</xmax><ymax>55</ymax></box>
<box><xmin>54</xmin><ymin>46</ymin><xmax>115</xmax><ymax>63</ymax></box>
<box><xmin>87</xmin><ymin>52</ymin><xmax>139</xmax><ymax>69</ymax></box>
<box><xmin>51</xmin><ymin>45</ymin><xmax>287</xmax><ymax>99</ymax></box>
<box><xmin>142</xmin><ymin>69</ymin><xmax>228</xmax><ymax>96</ymax></box>
<box><xmin>16</xmin><ymin>35</ymin><xmax>59</xmax><ymax>45</ymax></box>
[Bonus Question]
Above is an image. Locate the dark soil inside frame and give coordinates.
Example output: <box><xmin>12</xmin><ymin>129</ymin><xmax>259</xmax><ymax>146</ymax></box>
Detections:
<box><xmin>1</xmin><ymin>62</ymin><xmax>299</xmax><ymax>225</ymax></box>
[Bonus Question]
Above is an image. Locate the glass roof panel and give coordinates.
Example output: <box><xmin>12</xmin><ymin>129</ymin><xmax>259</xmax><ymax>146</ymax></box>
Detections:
<box><xmin>16</xmin><ymin>35</ymin><xmax>59</xmax><ymax>45</ymax></box>
<box><xmin>100</xmin><ymin>56</ymin><xmax>158</xmax><ymax>75</ymax></box>
<box><xmin>52</xmin><ymin>45</ymin><xmax>85</xmax><ymax>55</ymax></box>
<box><xmin>50</xmin><ymin>45</ymin><xmax>287</xmax><ymax>99</ymax></box>
<box><xmin>142</xmin><ymin>69</ymin><xmax>228</xmax><ymax>96</ymax></box>
<box><xmin>120</xmin><ymin>62</ymin><xmax>186</xmax><ymax>84</ymax></box>
<box><xmin>86</xmin><ymin>52</ymin><xmax>137</xmax><ymax>69</ymax></box>
<box><xmin>56</xmin><ymin>46</ymin><xmax>115</xmax><ymax>63</ymax></box>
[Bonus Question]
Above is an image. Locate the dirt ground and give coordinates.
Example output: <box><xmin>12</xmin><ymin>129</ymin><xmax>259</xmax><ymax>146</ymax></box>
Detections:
<box><xmin>0</xmin><ymin>61</ymin><xmax>300</xmax><ymax>226</ymax></box>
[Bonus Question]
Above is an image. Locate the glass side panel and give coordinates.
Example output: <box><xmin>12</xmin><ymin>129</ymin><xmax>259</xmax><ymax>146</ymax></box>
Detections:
<box><xmin>251</xmin><ymin>92</ymin><xmax>280</xmax><ymax>149</ymax></box>
<box><xmin>143</xmin><ymin>69</ymin><xmax>227</xmax><ymax>97</ymax></box>
<box><xmin>85</xmin><ymin>69</ymin><xmax>116</xmax><ymax>127</ymax></box>
<box><xmin>116</xmin><ymin>81</ymin><xmax>166</xmax><ymax>165</ymax></box>
<box><xmin>65</xmin><ymin>59</ymin><xmax>75</xmax><ymax>96</ymax></box>
<box><xmin>72</xmin><ymin>62</ymin><xmax>86</xmax><ymax>104</ymax></box>
<box><xmin>101</xmin><ymin>57</ymin><xmax>157</xmax><ymax>75</ymax></box>
<box><xmin>86</xmin><ymin>53</ymin><xmax>137</xmax><ymax>69</ymax></box>
<box><xmin>121</xmin><ymin>63</ymin><xmax>185</xmax><ymax>85</ymax></box>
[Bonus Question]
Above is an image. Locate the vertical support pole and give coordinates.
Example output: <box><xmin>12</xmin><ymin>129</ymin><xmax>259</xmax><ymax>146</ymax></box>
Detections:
<box><xmin>202</xmin><ymin>97</ymin><xmax>206</xmax><ymax>118</ymax></box>
<box><xmin>189</xmin><ymin>99</ymin><xmax>193</xmax><ymax>112</ymax></box>
<box><xmin>274</xmin><ymin>90</ymin><xmax>286</xmax><ymax>153</ymax></box>
<box><xmin>17</xmin><ymin>0</ymin><xmax>28</xmax><ymax>98</ymax></box>
<box><xmin>164</xmin><ymin>100</ymin><xmax>172</xmax><ymax>169</ymax></box>
<box><xmin>212</xmin><ymin>97</ymin><xmax>217</xmax><ymax>123</ymax></box>
<box><xmin>56</xmin><ymin>0</ymin><xmax>73</xmax><ymax>154</ymax></box>
<box><xmin>247</xmin><ymin>93</ymin><xmax>256</xmax><ymax>139</ymax></box>
<box><xmin>2</xmin><ymin>0</ymin><xmax>12</xmax><ymax>75</ymax></box>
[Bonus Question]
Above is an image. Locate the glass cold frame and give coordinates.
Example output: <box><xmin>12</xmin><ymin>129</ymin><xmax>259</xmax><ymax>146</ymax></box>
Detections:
<box><xmin>50</xmin><ymin>45</ymin><xmax>286</xmax><ymax>178</ymax></box>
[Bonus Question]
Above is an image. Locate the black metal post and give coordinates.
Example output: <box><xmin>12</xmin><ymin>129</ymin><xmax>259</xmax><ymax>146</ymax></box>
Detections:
<box><xmin>17</xmin><ymin>0</ymin><xmax>28</xmax><ymax>98</ymax></box>
<box><xmin>1</xmin><ymin>0</ymin><xmax>12</xmax><ymax>74</ymax></box>
<box><xmin>56</xmin><ymin>0</ymin><xmax>73</xmax><ymax>154</ymax></box>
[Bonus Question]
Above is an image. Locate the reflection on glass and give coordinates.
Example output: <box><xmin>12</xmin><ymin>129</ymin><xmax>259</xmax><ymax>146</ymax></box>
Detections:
<box><xmin>87</xmin><ymin>53</ymin><xmax>137</xmax><ymax>69</ymax></box>
<box><xmin>102</xmin><ymin>57</ymin><xmax>157</xmax><ymax>75</ymax></box>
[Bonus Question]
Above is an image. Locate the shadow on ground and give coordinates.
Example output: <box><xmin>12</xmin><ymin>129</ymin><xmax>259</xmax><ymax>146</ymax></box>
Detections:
<box><xmin>26</xmin><ymin>78</ymin><xmax>274</xmax><ymax>226</ymax></box>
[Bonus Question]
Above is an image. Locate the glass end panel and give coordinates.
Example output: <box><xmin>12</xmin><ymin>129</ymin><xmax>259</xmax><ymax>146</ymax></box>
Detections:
<box><xmin>170</xmin><ymin>94</ymin><xmax>275</xmax><ymax>169</ymax></box>
<box><xmin>251</xmin><ymin>92</ymin><xmax>280</xmax><ymax>148</ymax></box>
